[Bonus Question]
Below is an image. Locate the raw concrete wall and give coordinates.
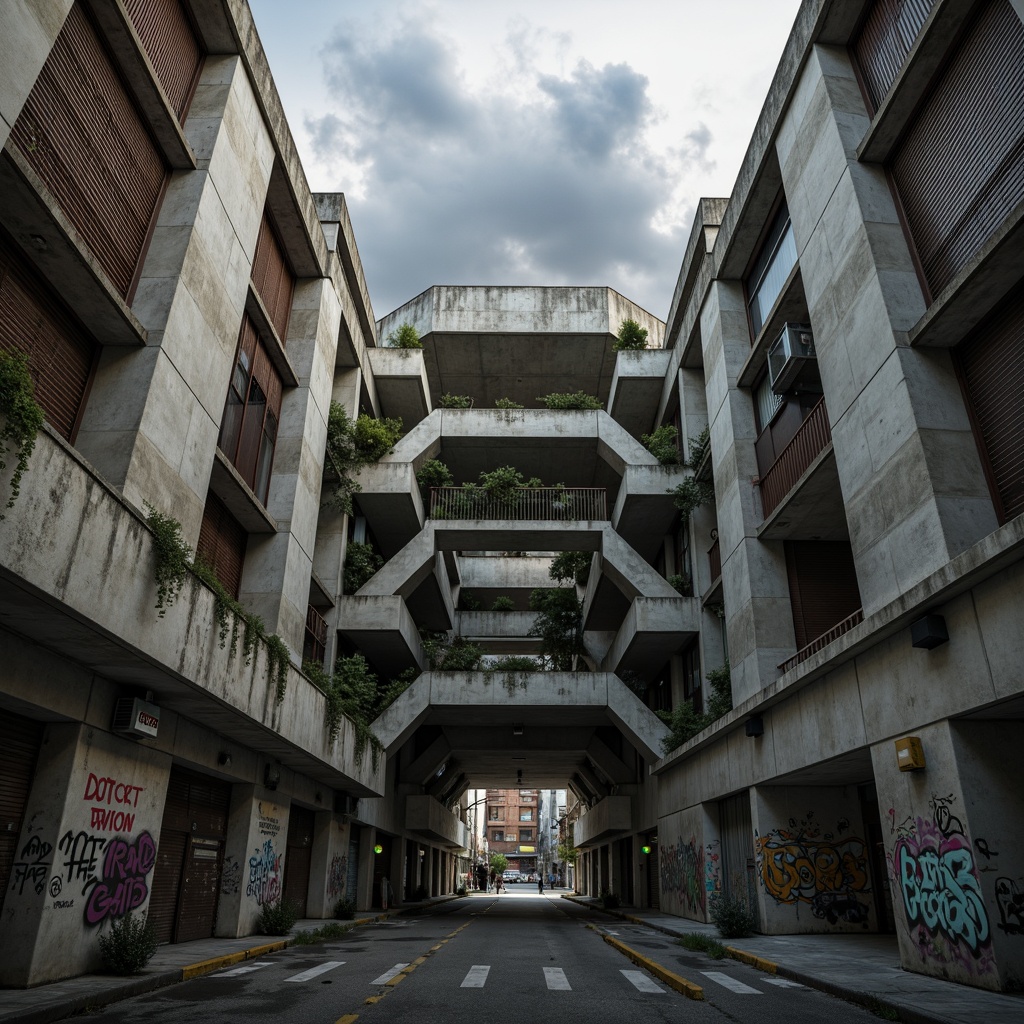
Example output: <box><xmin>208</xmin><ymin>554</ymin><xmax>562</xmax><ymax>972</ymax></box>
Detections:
<box><xmin>657</xmin><ymin>804</ymin><xmax>717</xmax><ymax>922</ymax></box>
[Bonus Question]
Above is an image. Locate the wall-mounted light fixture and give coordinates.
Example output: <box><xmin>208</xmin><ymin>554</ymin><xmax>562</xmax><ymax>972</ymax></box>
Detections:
<box><xmin>745</xmin><ymin>715</ymin><xmax>764</xmax><ymax>738</ymax></box>
<box><xmin>217</xmin><ymin>751</ymin><xmax>232</xmax><ymax>767</ymax></box>
<box><xmin>264</xmin><ymin>763</ymin><xmax>281</xmax><ymax>790</ymax></box>
<box><xmin>513</xmin><ymin>724</ymin><xmax>524</xmax><ymax>736</ymax></box>
<box><xmin>911</xmin><ymin>614</ymin><xmax>948</xmax><ymax>650</ymax></box>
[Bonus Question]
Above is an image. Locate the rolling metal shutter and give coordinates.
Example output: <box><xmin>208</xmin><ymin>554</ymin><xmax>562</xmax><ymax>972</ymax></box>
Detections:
<box><xmin>197</xmin><ymin>491</ymin><xmax>247</xmax><ymax>599</ymax></box>
<box><xmin>956</xmin><ymin>283</ymin><xmax>1024</xmax><ymax>523</ymax></box>
<box><xmin>10</xmin><ymin>3</ymin><xmax>168</xmax><ymax>300</ymax></box>
<box><xmin>891</xmin><ymin>0</ymin><xmax>1024</xmax><ymax>297</ymax></box>
<box><xmin>0</xmin><ymin>229</ymin><xmax>97</xmax><ymax>442</ymax></box>
<box><xmin>282</xmin><ymin>806</ymin><xmax>315</xmax><ymax>916</ymax></box>
<box><xmin>251</xmin><ymin>212</ymin><xmax>295</xmax><ymax>343</ymax></box>
<box><xmin>784</xmin><ymin>541</ymin><xmax>863</xmax><ymax>651</ymax></box>
<box><xmin>853</xmin><ymin>0</ymin><xmax>935</xmax><ymax>111</ymax></box>
<box><xmin>147</xmin><ymin>767</ymin><xmax>230</xmax><ymax>944</ymax></box>
<box><xmin>346</xmin><ymin>836</ymin><xmax>360</xmax><ymax>905</ymax></box>
<box><xmin>0</xmin><ymin>713</ymin><xmax>44</xmax><ymax>917</ymax></box>
<box><xmin>122</xmin><ymin>0</ymin><xmax>204</xmax><ymax>121</ymax></box>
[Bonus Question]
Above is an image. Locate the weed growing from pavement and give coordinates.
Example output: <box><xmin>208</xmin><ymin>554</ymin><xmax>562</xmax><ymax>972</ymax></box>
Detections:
<box><xmin>676</xmin><ymin>934</ymin><xmax>727</xmax><ymax>959</ymax></box>
<box><xmin>292</xmin><ymin>922</ymin><xmax>354</xmax><ymax>945</ymax></box>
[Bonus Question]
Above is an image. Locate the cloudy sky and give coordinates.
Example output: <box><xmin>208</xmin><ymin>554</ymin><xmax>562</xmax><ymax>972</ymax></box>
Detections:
<box><xmin>247</xmin><ymin>0</ymin><xmax>803</xmax><ymax>322</ymax></box>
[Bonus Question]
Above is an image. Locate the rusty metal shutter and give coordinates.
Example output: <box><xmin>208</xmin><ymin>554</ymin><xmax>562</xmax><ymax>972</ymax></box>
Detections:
<box><xmin>891</xmin><ymin>1</ymin><xmax>1024</xmax><ymax>298</ymax></box>
<box><xmin>147</xmin><ymin>767</ymin><xmax>230</xmax><ymax>943</ymax></box>
<box><xmin>282</xmin><ymin>806</ymin><xmax>315</xmax><ymax>916</ymax></box>
<box><xmin>956</xmin><ymin>282</ymin><xmax>1024</xmax><ymax>523</ymax></box>
<box><xmin>0</xmin><ymin>713</ymin><xmax>44</xmax><ymax>917</ymax></box>
<box><xmin>853</xmin><ymin>0</ymin><xmax>935</xmax><ymax>111</ymax></box>
<box><xmin>251</xmin><ymin>212</ymin><xmax>295</xmax><ymax>343</ymax></box>
<box><xmin>10</xmin><ymin>4</ymin><xmax>168</xmax><ymax>300</ymax></box>
<box><xmin>646</xmin><ymin>833</ymin><xmax>660</xmax><ymax>911</ymax></box>
<box><xmin>197</xmin><ymin>491</ymin><xmax>247</xmax><ymax>599</ymax></box>
<box><xmin>785</xmin><ymin>541</ymin><xmax>863</xmax><ymax>651</ymax></box>
<box><xmin>0</xmin><ymin>229</ymin><xmax>97</xmax><ymax>442</ymax></box>
<box><xmin>122</xmin><ymin>0</ymin><xmax>204</xmax><ymax>121</ymax></box>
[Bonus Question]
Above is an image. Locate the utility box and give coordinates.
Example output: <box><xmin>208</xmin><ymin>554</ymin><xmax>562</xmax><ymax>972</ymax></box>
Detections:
<box><xmin>768</xmin><ymin>322</ymin><xmax>819</xmax><ymax>395</ymax></box>
<box><xmin>895</xmin><ymin>736</ymin><xmax>926</xmax><ymax>772</ymax></box>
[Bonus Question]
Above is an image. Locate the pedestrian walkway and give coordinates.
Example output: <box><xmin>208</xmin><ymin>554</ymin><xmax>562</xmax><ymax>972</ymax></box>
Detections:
<box><xmin>563</xmin><ymin>895</ymin><xmax>1024</xmax><ymax>1024</ymax></box>
<box><xmin>0</xmin><ymin>894</ymin><xmax>461</xmax><ymax>1024</ymax></box>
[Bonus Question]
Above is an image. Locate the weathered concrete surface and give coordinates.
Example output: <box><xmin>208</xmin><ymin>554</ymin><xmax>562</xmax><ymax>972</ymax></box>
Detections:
<box><xmin>404</xmin><ymin>796</ymin><xmax>468</xmax><ymax>849</ymax></box>
<box><xmin>574</xmin><ymin>795</ymin><xmax>632</xmax><ymax>847</ymax></box>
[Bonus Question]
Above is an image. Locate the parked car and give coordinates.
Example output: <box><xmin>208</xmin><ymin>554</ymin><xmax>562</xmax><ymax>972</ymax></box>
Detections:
<box><xmin>502</xmin><ymin>869</ymin><xmax>522</xmax><ymax>883</ymax></box>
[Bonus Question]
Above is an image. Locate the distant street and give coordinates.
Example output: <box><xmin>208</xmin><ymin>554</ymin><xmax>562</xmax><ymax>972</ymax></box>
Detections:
<box><xmin>82</xmin><ymin>892</ymin><xmax>883</xmax><ymax>1024</ymax></box>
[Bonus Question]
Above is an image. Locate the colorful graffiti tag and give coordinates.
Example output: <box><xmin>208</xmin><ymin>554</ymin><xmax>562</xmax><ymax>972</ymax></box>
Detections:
<box><xmin>705</xmin><ymin>840</ymin><xmax>721</xmax><ymax>905</ymax></box>
<box><xmin>755</xmin><ymin>812</ymin><xmax>871</xmax><ymax>925</ymax></box>
<box><xmin>660</xmin><ymin>837</ymin><xmax>704</xmax><ymax>915</ymax></box>
<box><xmin>83</xmin><ymin>832</ymin><xmax>157</xmax><ymax>926</ymax></box>
<box><xmin>247</xmin><ymin>838</ymin><xmax>282</xmax><ymax>906</ymax></box>
<box><xmin>995</xmin><ymin>877</ymin><xmax>1024</xmax><ymax>936</ymax></box>
<box><xmin>888</xmin><ymin>794</ymin><xmax>994</xmax><ymax>977</ymax></box>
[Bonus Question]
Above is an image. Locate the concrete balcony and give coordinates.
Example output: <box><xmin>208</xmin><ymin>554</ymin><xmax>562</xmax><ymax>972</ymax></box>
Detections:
<box><xmin>608</xmin><ymin>349</ymin><xmax>672</xmax><ymax>439</ymax></box>
<box><xmin>405</xmin><ymin>795</ymin><xmax>469</xmax><ymax>849</ymax></box>
<box><xmin>574</xmin><ymin>795</ymin><xmax>632</xmax><ymax>847</ymax></box>
<box><xmin>366</xmin><ymin>347</ymin><xmax>431</xmax><ymax>428</ymax></box>
<box><xmin>601</xmin><ymin>596</ymin><xmax>700</xmax><ymax>673</ymax></box>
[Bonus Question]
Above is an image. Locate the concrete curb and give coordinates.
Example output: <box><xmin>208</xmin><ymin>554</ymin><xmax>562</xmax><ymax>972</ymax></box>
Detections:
<box><xmin>600</xmin><ymin>932</ymin><xmax>704</xmax><ymax>1000</ymax></box>
<box><xmin>180</xmin><ymin>940</ymin><xmax>288</xmax><ymax>981</ymax></box>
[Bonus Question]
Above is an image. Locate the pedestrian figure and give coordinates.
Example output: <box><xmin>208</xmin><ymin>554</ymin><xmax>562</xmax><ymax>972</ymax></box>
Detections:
<box><xmin>381</xmin><ymin>875</ymin><xmax>393</xmax><ymax>911</ymax></box>
<box><xmin>489</xmin><ymin>869</ymin><xmax>497</xmax><ymax>893</ymax></box>
<box><xmin>538</xmin><ymin>877</ymin><xmax>544</xmax><ymax>894</ymax></box>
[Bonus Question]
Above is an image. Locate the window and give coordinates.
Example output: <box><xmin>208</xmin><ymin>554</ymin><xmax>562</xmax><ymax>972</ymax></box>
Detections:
<box><xmin>251</xmin><ymin>211</ymin><xmax>295</xmax><ymax>341</ymax></box>
<box><xmin>488</xmin><ymin>808</ymin><xmax>500</xmax><ymax>821</ymax></box>
<box><xmin>519</xmin><ymin>829</ymin><xmax>533</xmax><ymax>842</ymax></box>
<box><xmin>218</xmin><ymin>316</ymin><xmax>282</xmax><ymax>505</ymax></box>
<box><xmin>505</xmin><ymin>832</ymin><xmax>517</xmax><ymax>843</ymax></box>
<box><xmin>754</xmin><ymin>372</ymin><xmax>783</xmax><ymax>433</ymax></box>
<box><xmin>519</xmin><ymin>810</ymin><xmax>534</xmax><ymax>822</ymax></box>
<box><xmin>519</xmin><ymin>790</ymin><xmax>534</xmax><ymax>799</ymax></box>
<box><xmin>745</xmin><ymin>201</ymin><xmax>797</xmax><ymax>337</ymax></box>
<box><xmin>682</xmin><ymin>641</ymin><xmax>703</xmax><ymax>715</ymax></box>
<box><xmin>492</xmin><ymin>831</ymin><xmax>504</xmax><ymax>842</ymax></box>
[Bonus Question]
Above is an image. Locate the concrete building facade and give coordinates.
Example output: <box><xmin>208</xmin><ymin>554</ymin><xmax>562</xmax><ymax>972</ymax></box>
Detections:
<box><xmin>1</xmin><ymin>0</ymin><xmax>1022</xmax><ymax>998</ymax></box>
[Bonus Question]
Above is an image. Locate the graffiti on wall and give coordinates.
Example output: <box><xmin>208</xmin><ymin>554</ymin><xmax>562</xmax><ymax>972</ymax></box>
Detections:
<box><xmin>995</xmin><ymin>877</ymin><xmax>1024</xmax><ymax>936</ymax></box>
<box><xmin>9</xmin><ymin>836</ymin><xmax>53</xmax><ymax>897</ymax></box>
<box><xmin>221</xmin><ymin>856</ymin><xmax>241</xmax><ymax>896</ymax></box>
<box><xmin>755</xmin><ymin>811</ymin><xmax>871</xmax><ymax>925</ymax></box>
<box><xmin>83</xmin><ymin>772</ymin><xmax>145</xmax><ymax>833</ymax></box>
<box><xmin>660</xmin><ymin>837</ymin><xmax>704</xmax><ymax>915</ymax></box>
<box><xmin>247</xmin><ymin>839</ymin><xmax>282</xmax><ymax>906</ymax></box>
<box><xmin>327</xmin><ymin>854</ymin><xmax>348</xmax><ymax>900</ymax></box>
<box><xmin>705</xmin><ymin>840</ymin><xmax>721</xmax><ymax>904</ymax></box>
<box><xmin>82</xmin><ymin>832</ymin><xmax>157</xmax><ymax>926</ymax></box>
<box><xmin>889</xmin><ymin>794</ymin><xmax>994</xmax><ymax>976</ymax></box>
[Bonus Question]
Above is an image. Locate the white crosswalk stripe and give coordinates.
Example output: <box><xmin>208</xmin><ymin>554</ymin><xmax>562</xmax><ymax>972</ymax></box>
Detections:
<box><xmin>461</xmin><ymin>965</ymin><xmax>490</xmax><ymax>988</ymax></box>
<box><xmin>763</xmin><ymin>976</ymin><xmax>805</xmax><ymax>988</ymax></box>
<box><xmin>216</xmin><ymin>962</ymin><xmax>274</xmax><ymax>977</ymax></box>
<box><xmin>701</xmin><ymin>971</ymin><xmax>762</xmax><ymax>994</ymax></box>
<box><xmin>284</xmin><ymin>961</ymin><xmax>345</xmax><ymax>982</ymax></box>
<box><xmin>371</xmin><ymin>964</ymin><xmax>410</xmax><ymax>985</ymax></box>
<box><xmin>543</xmin><ymin>967</ymin><xmax>571</xmax><ymax>990</ymax></box>
<box><xmin>621</xmin><ymin>969</ymin><xmax>666</xmax><ymax>993</ymax></box>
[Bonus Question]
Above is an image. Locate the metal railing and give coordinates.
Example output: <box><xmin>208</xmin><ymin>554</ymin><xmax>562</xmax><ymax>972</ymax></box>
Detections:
<box><xmin>758</xmin><ymin>396</ymin><xmax>832</xmax><ymax>519</ymax></box>
<box><xmin>707</xmin><ymin>537</ymin><xmax>721</xmax><ymax>583</ymax></box>
<box><xmin>777</xmin><ymin>608</ymin><xmax>864</xmax><ymax>673</ymax></box>
<box><xmin>303</xmin><ymin>604</ymin><xmax>328</xmax><ymax>667</ymax></box>
<box><xmin>429</xmin><ymin>486</ymin><xmax>607</xmax><ymax>521</ymax></box>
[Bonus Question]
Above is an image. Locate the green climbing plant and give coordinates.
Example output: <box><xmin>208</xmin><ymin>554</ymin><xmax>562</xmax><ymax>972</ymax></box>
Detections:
<box><xmin>529</xmin><ymin>587</ymin><xmax>585</xmax><ymax>670</ymax></box>
<box><xmin>686</xmin><ymin>425</ymin><xmax>711</xmax><ymax>471</ymax></box>
<box><xmin>325</xmin><ymin>404</ymin><xmax>403</xmax><ymax>515</ymax></box>
<box><xmin>669</xmin><ymin>476</ymin><xmax>715</xmax><ymax>523</ymax></box>
<box><xmin>658</xmin><ymin>661</ymin><xmax>732</xmax><ymax>754</ymax></box>
<box><xmin>343</xmin><ymin>541</ymin><xmax>383</xmax><ymax>593</ymax></box>
<box><xmin>0</xmin><ymin>350</ymin><xmax>45</xmax><ymax>517</ymax></box>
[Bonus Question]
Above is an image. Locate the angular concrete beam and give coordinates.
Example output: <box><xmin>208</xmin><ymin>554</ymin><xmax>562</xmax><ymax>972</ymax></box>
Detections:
<box><xmin>608</xmin><ymin>350</ymin><xmax>673</xmax><ymax>439</ymax></box>
<box><xmin>402</xmin><ymin>734</ymin><xmax>452</xmax><ymax>788</ymax></box>
<box><xmin>586</xmin><ymin>735</ymin><xmax>635</xmax><ymax>786</ymax></box>
<box><xmin>366</xmin><ymin>347</ymin><xmax>431</xmax><ymax>428</ymax></box>
<box><xmin>574</xmin><ymin>795</ymin><xmax>632</xmax><ymax>848</ymax></box>
<box><xmin>613</xmin><ymin>464</ymin><xmax>691</xmax><ymax>560</ymax></box>
<box><xmin>601</xmin><ymin>597</ymin><xmax>700</xmax><ymax>674</ymax></box>
<box><xmin>336</xmin><ymin>595</ymin><xmax>426</xmax><ymax>677</ymax></box>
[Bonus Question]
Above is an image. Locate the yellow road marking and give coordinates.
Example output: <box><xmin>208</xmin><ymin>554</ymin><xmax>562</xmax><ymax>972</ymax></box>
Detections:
<box><xmin>602</xmin><ymin>934</ymin><xmax>704</xmax><ymax>1000</ymax></box>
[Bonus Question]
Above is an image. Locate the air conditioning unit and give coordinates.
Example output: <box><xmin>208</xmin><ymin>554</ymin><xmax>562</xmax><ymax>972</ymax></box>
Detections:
<box><xmin>112</xmin><ymin>697</ymin><xmax>160</xmax><ymax>739</ymax></box>
<box><xmin>767</xmin><ymin>323</ymin><xmax>818</xmax><ymax>395</ymax></box>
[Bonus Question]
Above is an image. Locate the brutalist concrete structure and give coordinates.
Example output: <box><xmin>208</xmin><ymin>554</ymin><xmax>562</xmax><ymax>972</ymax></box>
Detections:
<box><xmin>1</xmin><ymin>0</ymin><xmax>1023</xmax><ymax>998</ymax></box>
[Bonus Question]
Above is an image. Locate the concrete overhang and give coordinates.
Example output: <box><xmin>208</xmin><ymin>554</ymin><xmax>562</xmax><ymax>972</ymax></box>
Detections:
<box><xmin>351</xmin><ymin>462</ymin><xmax>424</xmax><ymax>558</ymax></box>
<box><xmin>574</xmin><ymin>795</ymin><xmax>632</xmax><ymax>848</ymax></box>
<box><xmin>601</xmin><ymin>597</ymin><xmax>700</xmax><ymax>674</ymax></box>
<box><xmin>0</xmin><ymin>429</ymin><xmax>381</xmax><ymax>797</ymax></box>
<box><xmin>366</xmin><ymin>348</ymin><xmax>431</xmax><ymax>428</ymax></box>
<box><xmin>337</xmin><ymin>594</ymin><xmax>431</xmax><ymax>678</ymax></box>
<box><xmin>458</xmin><ymin>611</ymin><xmax>543</xmax><ymax>654</ymax></box>
<box><xmin>613</xmin><ymin>465</ymin><xmax>690</xmax><ymax>561</ymax></box>
<box><xmin>608</xmin><ymin>350</ymin><xmax>672</xmax><ymax>438</ymax></box>
<box><xmin>756</xmin><ymin>445</ymin><xmax>848</xmax><ymax>541</ymax></box>
<box><xmin>404</xmin><ymin>795</ymin><xmax>468</xmax><ymax>850</ymax></box>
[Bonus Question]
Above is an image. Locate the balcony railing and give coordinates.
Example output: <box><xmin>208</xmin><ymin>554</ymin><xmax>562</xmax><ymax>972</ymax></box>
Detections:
<box><xmin>430</xmin><ymin>486</ymin><xmax>607</xmax><ymax>521</ymax></box>
<box><xmin>758</xmin><ymin>396</ymin><xmax>832</xmax><ymax>519</ymax></box>
<box><xmin>708</xmin><ymin>537</ymin><xmax>721</xmax><ymax>583</ymax></box>
<box><xmin>303</xmin><ymin>604</ymin><xmax>328</xmax><ymax>667</ymax></box>
<box><xmin>777</xmin><ymin>608</ymin><xmax>864</xmax><ymax>673</ymax></box>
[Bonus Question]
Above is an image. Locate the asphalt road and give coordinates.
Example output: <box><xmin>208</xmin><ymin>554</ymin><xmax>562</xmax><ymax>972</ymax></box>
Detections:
<box><xmin>81</xmin><ymin>891</ymin><xmax>884</xmax><ymax>1024</ymax></box>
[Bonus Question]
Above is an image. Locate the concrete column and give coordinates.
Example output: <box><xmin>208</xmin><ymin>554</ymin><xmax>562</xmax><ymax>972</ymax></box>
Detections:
<box><xmin>776</xmin><ymin>44</ymin><xmax>996</xmax><ymax>615</ymax></box>
<box><xmin>0</xmin><ymin>723</ymin><xmax>170</xmax><ymax>987</ymax></box>
<box><xmin>240</xmin><ymin>276</ymin><xmax>342</xmax><ymax>655</ymax></box>
<box><xmin>218</xmin><ymin>785</ymin><xmax>290</xmax><ymax>937</ymax></box>
<box><xmin>701</xmin><ymin>279</ymin><xmax>797</xmax><ymax>703</ymax></box>
<box><xmin>0</xmin><ymin>2</ymin><xmax>74</xmax><ymax>149</ymax></box>
<box><xmin>870</xmin><ymin>719</ymin><xmax>1024</xmax><ymax>991</ymax></box>
<box><xmin>388</xmin><ymin>840</ymin><xmax>404</xmax><ymax>908</ymax></box>
<box><xmin>306</xmin><ymin>811</ymin><xmax>350</xmax><ymax>918</ymax></box>
<box><xmin>750</xmin><ymin>784</ymin><xmax>875</xmax><ymax>936</ymax></box>
<box><xmin>75</xmin><ymin>55</ymin><xmax>275</xmax><ymax>541</ymax></box>
<box><xmin>355</xmin><ymin>826</ymin><xmax>376</xmax><ymax>911</ymax></box>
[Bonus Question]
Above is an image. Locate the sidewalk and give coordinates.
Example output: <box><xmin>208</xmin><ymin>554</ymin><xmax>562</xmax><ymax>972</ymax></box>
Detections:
<box><xmin>563</xmin><ymin>895</ymin><xmax>1024</xmax><ymax>1024</ymax></box>
<box><xmin>0</xmin><ymin>895</ymin><xmax>462</xmax><ymax>1024</ymax></box>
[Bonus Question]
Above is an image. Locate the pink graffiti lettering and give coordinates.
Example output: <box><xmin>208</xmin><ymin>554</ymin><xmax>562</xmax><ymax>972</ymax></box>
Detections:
<box><xmin>83</xmin><ymin>773</ymin><xmax>144</xmax><ymax>808</ymax></box>
<box><xmin>83</xmin><ymin>832</ymin><xmax>157</xmax><ymax>927</ymax></box>
<box><xmin>90</xmin><ymin>808</ymin><xmax>136</xmax><ymax>833</ymax></box>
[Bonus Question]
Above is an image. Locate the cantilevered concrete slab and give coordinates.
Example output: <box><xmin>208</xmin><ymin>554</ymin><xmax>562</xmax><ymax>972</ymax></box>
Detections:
<box><xmin>366</xmin><ymin>347</ymin><xmax>431</xmax><ymax>428</ymax></box>
<box><xmin>608</xmin><ymin>349</ymin><xmax>673</xmax><ymax>439</ymax></box>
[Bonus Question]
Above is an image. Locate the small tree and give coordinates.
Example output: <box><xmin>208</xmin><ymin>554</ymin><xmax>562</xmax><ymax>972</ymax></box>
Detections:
<box><xmin>613</xmin><ymin>318</ymin><xmax>648</xmax><ymax>351</ymax></box>
<box><xmin>529</xmin><ymin>587</ymin><xmax>584</xmax><ymax>670</ymax></box>
<box><xmin>549</xmin><ymin>551</ymin><xmax>591</xmax><ymax>586</ymax></box>
<box><xmin>386</xmin><ymin>323</ymin><xmax>422</xmax><ymax>349</ymax></box>
<box><xmin>641</xmin><ymin>424</ymin><xmax>681</xmax><ymax>465</ymax></box>
<box><xmin>489</xmin><ymin>852</ymin><xmax>509</xmax><ymax>875</ymax></box>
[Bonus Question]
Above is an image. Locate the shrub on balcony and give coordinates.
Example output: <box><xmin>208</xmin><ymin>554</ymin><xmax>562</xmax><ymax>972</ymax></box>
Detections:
<box><xmin>657</xmin><ymin>661</ymin><xmax>731</xmax><ymax>753</ymax></box>
<box><xmin>549</xmin><ymin>551</ymin><xmax>591</xmax><ymax>586</ymax></box>
<box><xmin>613</xmin><ymin>318</ymin><xmax>648</xmax><ymax>351</ymax></box>
<box><xmin>343</xmin><ymin>541</ymin><xmax>383</xmax><ymax>593</ymax></box>
<box><xmin>667</xmin><ymin>573</ymin><xmax>692</xmax><ymax>596</ymax></box>
<box><xmin>491</xmin><ymin>596</ymin><xmax>515</xmax><ymax>611</ymax></box>
<box><xmin>490</xmin><ymin>655</ymin><xmax>539</xmax><ymax>671</ymax></box>
<box><xmin>641</xmin><ymin>424</ymin><xmax>681</xmax><ymax>465</ymax></box>
<box><xmin>439</xmin><ymin>393</ymin><xmax>473</xmax><ymax>408</ymax></box>
<box><xmin>529</xmin><ymin>587</ymin><xmax>584</xmax><ymax>670</ymax></box>
<box><xmin>421</xmin><ymin>632</ymin><xmax>483</xmax><ymax>671</ymax></box>
<box><xmin>385</xmin><ymin>322</ymin><xmax>422</xmax><ymax>349</ymax></box>
<box><xmin>416</xmin><ymin>458</ymin><xmax>454</xmax><ymax>491</ymax></box>
<box><xmin>494</xmin><ymin>396</ymin><xmax>524</xmax><ymax>409</ymax></box>
<box><xmin>459</xmin><ymin>589</ymin><xmax>482</xmax><ymax>610</ymax></box>
<box><xmin>325</xmin><ymin>404</ymin><xmax>404</xmax><ymax>515</ymax></box>
<box><xmin>669</xmin><ymin>477</ymin><xmax>714</xmax><ymax>523</ymax></box>
<box><xmin>686</xmin><ymin>424</ymin><xmax>711</xmax><ymax>471</ymax></box>
<box><xmin>537</xmin><ymin>391</ymin><xmax>602</xmax><ymax>410</ymax></box>
<box><xmin>0</xmin><ymin>350</ymin><xmax>45</xmax><ymax>518</ymax></box>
